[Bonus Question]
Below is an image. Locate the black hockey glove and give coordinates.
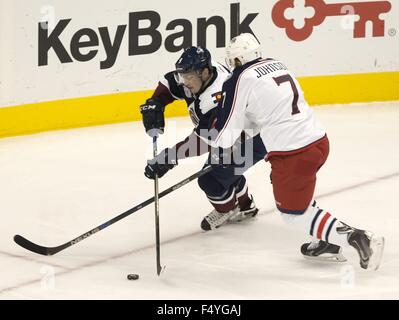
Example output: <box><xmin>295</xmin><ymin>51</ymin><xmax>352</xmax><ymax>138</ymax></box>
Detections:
<box><xmin>140</xmin><ymin>98</ymin><xmax>165</xmax><ymax>137</ymax></box>
<box><xmin>144</xmin><ymin>148</ymin><xmax>178</xmax><ymax>179</ymax></box>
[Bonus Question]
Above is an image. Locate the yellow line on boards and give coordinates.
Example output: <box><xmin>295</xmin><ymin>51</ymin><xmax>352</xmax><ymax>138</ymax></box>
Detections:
<box><xmin>1</xmin><ymin>71</ymin><xmax>398</xmax><ymax>138</ymax></box>
<box><xmin>299</xmin><ymin>71</ymin><xmax>399</xmax><ymax>105</ymax></box>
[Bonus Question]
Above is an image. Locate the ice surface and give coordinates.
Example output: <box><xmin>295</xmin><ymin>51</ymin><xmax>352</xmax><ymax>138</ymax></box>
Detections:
<box><xmin>0</xmin><ymin>102</ymin><xmax>398</xmax><ymax>299</ymax></box>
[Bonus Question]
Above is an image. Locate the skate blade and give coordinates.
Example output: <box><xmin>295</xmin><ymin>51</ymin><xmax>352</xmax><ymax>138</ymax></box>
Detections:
<box><xmin>303</xmin><ymin>252</ymin><xmax>347</xmax><ymax>263</ymax></box>
<box><xmin>210</xmin><ymin>218</ymin><xmax>232</xmax><ymax>230</ymax></box>
<box><xmin>367</xmin><ymin>236</ymin><xmax>385</xmax><ymax>271</ymax></box>
<box><xmin>228</xmin><ymin>215</ymin><xmax>255</xmax><ymax>223</ymax></box>
<box><xmin>303</xmin><ymin>254</ymin><xmax>347</xmax><ymax>262</ymax></box>
<box><xmin>228</xmin><ymin>209</ymin><xmax>258</xmax><ymax>223</ymax></box>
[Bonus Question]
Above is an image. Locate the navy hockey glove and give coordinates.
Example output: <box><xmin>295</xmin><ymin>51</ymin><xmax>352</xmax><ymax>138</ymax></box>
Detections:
<box><xmin>144</xmin><ymin>148</ymin><xmax>178</xmax><ymax>179</ymax></box>
<box><xmin>140</xmin><ymin>98</ymin><xmax>165</xmax><ymax>137</ymax></box>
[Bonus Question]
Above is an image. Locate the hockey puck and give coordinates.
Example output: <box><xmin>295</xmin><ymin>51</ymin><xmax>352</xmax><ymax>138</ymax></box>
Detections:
<box><xmin>127</xmin><ymin>273</ymin><xmax>139</xmax><ymax>280</ymax></box>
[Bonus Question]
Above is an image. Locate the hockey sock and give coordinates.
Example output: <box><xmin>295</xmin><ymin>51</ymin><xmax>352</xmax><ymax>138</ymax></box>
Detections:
<box><xmin>280</xmin><ymin>203</ymin><xmax>351</xmax><ymax>248</ymax></box>
<box><xmin>207</xmin><ymin>187</ymin><xmax>237</xmax><ymax>213</ymax></box>
<box><xmin>236</xmin><ymin>180</ymin><xmax>251</xmax><ymax>209</ymax></box>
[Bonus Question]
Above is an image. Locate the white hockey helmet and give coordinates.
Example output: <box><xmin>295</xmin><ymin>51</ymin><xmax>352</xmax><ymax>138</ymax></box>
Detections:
<box><xmin>226</xmin><ymin>33</ymin><xmax>261</xmax><ymax>69</ymax></box>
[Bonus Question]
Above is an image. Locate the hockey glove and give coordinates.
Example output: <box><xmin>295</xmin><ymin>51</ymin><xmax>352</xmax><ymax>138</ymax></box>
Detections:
<box><xmin>144</xmin><ymin>148</ymin><xmax>178</xmax><ymax>179</ymax></box>
<box><xmin>140</xmin><ymin>98</ymin><xmax>165</xmax><ymax>137</ymax></box>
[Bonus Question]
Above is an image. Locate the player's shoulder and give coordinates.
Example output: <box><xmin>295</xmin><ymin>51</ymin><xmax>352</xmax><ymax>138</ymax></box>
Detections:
<box><xmin>163</xmin><ymin>70</ymin><xmax>176</xmax><ymax>83</ymax></box>
<box><xmin>239</xmin><ymin>58</ymin><xmax>288</xmax><ymax>81</ymax></box>
<box><xmin>220</xmin><ymin>59</ymin><xmax>264</xmax><ymax>93</ymax></box>
<box><xmin>241</xmin><ymin>58</ymin><xmax>278</xmax><ymax>75</ymax></box>
<box><xmin>211</xmin><ymin>61</ymin><xmax>231</xmax><ymax>84</ymax></box>
<box><xmin>223</xmin><ymin>59</ymin><xmax>261</xmax><ymax>86</ymax></box>
<box><xmin>213</xmin><ymin>61</ymin><xmax>230</xmax><ymax>75</ymax></box>
<box><xmin>200</xmin><ymin>62</ymin><xmax>229</xmax><ymax>94</ymax></box>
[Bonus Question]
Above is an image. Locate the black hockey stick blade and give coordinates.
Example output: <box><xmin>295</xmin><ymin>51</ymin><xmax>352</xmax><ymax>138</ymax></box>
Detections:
<box><xmin>13</xmin><ymin>234</ymin><xmax>66</xmax><ymax>256</ymax></box>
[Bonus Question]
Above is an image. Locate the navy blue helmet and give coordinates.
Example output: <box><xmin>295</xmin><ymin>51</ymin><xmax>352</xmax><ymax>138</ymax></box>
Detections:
<box><xmin>175</xmin><ymin>46</ymin><xmax>212</xmax><ymax>74</ymax></box>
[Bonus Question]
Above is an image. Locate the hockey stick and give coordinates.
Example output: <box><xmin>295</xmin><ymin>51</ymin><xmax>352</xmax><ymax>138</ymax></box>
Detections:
<box><xmin>14</xmin><ymin>165</ymin><xmax>213</xmax><ymax>256</ymax></box>
<box><xmin>152</xmin><ymin>135</ymin><xmax>163</xmax><ymax>275</ymax></box>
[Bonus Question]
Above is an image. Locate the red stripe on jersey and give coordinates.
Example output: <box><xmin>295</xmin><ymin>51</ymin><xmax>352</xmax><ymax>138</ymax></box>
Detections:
<box><xmin>210</xmin><ymin>118</ymin><xmax>217</xmax><ymax>129</ymax></box>
<box><xmin>317</xmin><ymin>212</ymin><xmax>331</xmax><ymax>239</ymax></box>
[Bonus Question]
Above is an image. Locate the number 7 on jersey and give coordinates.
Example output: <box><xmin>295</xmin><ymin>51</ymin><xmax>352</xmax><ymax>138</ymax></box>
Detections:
<box><xmin>273</xmin><ymin>74</ymin><xmax>300</xmax><ymax>115</ymax></box>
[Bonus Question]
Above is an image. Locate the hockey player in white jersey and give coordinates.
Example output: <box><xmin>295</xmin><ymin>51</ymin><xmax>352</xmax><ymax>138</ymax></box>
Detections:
<box><xmin>139</xmin><ymin>46</ymin><xmax>267</xmax><ymax>231</ymax></box>
<box><xmin>210</xmin><ymin>33</ymin><xmax>384</xmax><ymax>270</ymax></box>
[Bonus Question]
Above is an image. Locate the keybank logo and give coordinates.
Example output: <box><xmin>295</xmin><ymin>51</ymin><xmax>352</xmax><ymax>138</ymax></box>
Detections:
<box><xmin>272</xmin><ymin>0</ymin><xmax>392</xmax><ymax>41</ymax></box>
<box><xmin>38</xmin><ymin>3</ymin><xmax>258</xmax><ymax>70</ymax></box>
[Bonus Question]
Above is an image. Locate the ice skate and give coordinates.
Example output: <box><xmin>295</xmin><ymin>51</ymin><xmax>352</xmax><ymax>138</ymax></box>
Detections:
<box><xmin>301</xmin><ymin>240</ymin><xmax>347</xmax><ymax>262</ymax></box>
<box><xmin>347</xmin><ymin>228</ymin><xmax>385</xmax><ymax>270</ymax></box>
<box><xmin>228</xmin><ymin>196</ymin><xmax>259</xmax><ymax>223</ymax></box>
<box><xmin>201</xmin><ymin>206</ymin><xmax>240</xmax><ymax>231</ymax></box>
<box><xmin>337</xmin><ymin>223</ymin><xmax>385</xmax><ymax>270</ymax></box>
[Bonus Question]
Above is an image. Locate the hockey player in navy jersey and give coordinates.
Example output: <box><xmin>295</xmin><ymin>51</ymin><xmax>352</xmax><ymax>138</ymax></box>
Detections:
<box><xmin>210</xmin><ymin>33</ymin><xmax>384</xmax><ymax>270</ymax></box>
<box><xmin>139</xmin><ymin>46</ymin><xmax>267</xmax><ymax>231</ymax></box>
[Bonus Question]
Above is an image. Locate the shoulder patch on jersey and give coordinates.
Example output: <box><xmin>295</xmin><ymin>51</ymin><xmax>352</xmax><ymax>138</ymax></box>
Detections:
<box><xmin>211</xmin><ymin>91</ymin><xmax>223</xmax><ymax>104</ymax></box>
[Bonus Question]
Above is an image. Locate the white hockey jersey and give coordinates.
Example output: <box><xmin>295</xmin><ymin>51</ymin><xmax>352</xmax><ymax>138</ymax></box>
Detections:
<box><xmin>213</xmin><ymin>58</ymin><xmax>326</xmax><ymax>156</ymax></box>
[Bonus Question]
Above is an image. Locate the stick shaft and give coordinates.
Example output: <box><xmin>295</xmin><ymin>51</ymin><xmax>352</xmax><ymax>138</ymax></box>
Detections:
<box><xmin>153</xmin><ymin>136</ymin><xmax>162</xmax><ymax>275</ymax></box>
